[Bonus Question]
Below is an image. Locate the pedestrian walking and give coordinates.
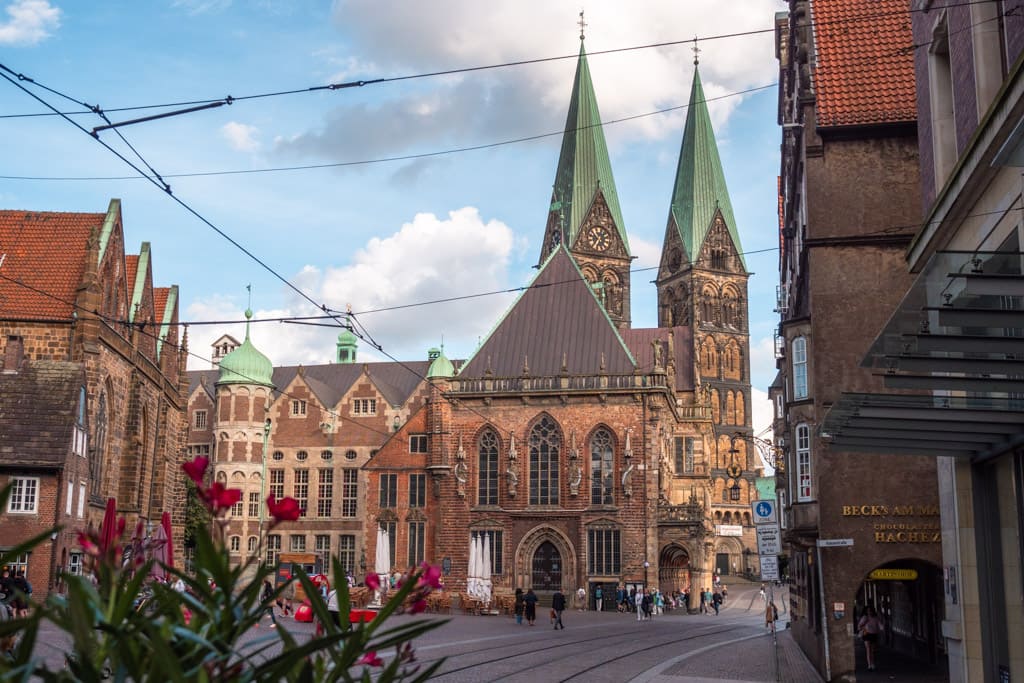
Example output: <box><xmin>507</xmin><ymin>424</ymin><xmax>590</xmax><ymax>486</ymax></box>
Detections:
<box><xmin>629</xmin><ymin>587</ymin><xmax>637</xmax><ymax>613</ymax></box>
<box><xmin>260</xmin><ymin>580</ymin><xmax>278</xmax><ymax>628</ymax></box>
<box><xmin>699</xmin><ymin>586</ymin><xmax>707</xmax><ymax>614</ymax></box>
<box><xmin>595</xmin><ymin>585</ymin><xmax>603</xmax><ymax>612</ymax></box>
<box><xmin>552</xmin><ymin>588</ymin><xmax>566</xmax><ymax>629</ymax></box>
<box><xmin>326</xmin><ymin>586</ymin><xmax>340</xmax><ymax>629</ymax></box>
<box><xmin>576</xmin><ymin>586</ymin><xmax>586</xmax><ymax>611</ymax></box>
<box><xmin>616</xmin><ymin>585</ymin><xmax>626</xmax><ymax>612</ymax></box>
<box><xmin>523</xmin><ymin>588</ymin><xmax>538</xmax><ymax>626</ymax></box>
<box><xmin>641</xmin><ymin>591</ymin><xmax>652</xmax><ymax>620</ymax></box>
<box><xmin>765</xmin><ymin>601</ymin><xmax>779</xmax><ymax>632</ymax></box>
<box><xmin>711</xmin><ymin>589</ymin><xmax>722</xmax><ymax>615</ymax></box>
<box><xmin>721</xmin><ymin>584</ymin><xmax>728</xmax><ymax>602</ymax></box>
<box><xmin>857</xmin><ymin>606</ymin><xmax>884</xmax><ymax>671</ymax></box>
<box><xmin>634</xmin><ymin>589</ymin><xmax>644</xmax><ymax>621</ymax></box>
<box><xmin>513</xmin><ymin>588</ymin><xmax>524</xmax><ymax>625</ymax></box>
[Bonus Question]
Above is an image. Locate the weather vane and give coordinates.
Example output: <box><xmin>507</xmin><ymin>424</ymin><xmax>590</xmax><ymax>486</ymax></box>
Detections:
<box><xmin>692</xmin><ymin>37</ymin><xmax>701</xmax><ymax>66</ymax></box>
<box><xmin>578</xmin><ymin>10</ymin><xmax>587</xmax><ymax>41</ymax></box>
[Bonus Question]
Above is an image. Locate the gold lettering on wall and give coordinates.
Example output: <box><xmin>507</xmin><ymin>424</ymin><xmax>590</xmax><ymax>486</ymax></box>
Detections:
<box><xmin>840</xmin><ymin>503</ymin><xmax>941</xmax><ymax>543</ymax></box>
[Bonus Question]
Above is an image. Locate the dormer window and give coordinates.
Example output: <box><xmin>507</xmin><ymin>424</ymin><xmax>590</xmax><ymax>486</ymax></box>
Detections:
<box><xmin>291</xmin><ymin>400</ymin><xmax>307</xmax><ymax>417</ymax></box>
<box><xmin>352</xmin><ymin>398</ymin><xmax>376</xmax><ymax>416</ymax></box>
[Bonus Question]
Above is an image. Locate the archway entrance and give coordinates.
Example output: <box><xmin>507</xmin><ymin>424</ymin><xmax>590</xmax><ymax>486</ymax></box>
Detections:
<box><xmin>854</xmin><ymin>559</ymin><xmax>947</xmax><ymax>679</ymax></box>
<box><xmin>531</xmin><ymin>541</ymin><xmax>562</xmax><ymax>592</ymax></box>
<box><xmin>659</xmin><ymin>545</ymin><xmax>692</xmax><ymax>595</ymax></box>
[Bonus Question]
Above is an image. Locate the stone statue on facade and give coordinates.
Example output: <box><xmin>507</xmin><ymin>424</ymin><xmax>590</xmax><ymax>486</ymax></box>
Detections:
<box><xmin>506</xmin><ymin>434</ymin><xmax>519</xmax><ymax>498</ymax></box>
<box><xmin>453</xmin><ymin>434</ymin><xmax>468</xmax><ymax>498</ymax></box>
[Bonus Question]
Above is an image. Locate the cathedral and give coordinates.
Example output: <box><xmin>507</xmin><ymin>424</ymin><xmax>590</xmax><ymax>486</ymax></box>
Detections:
<box><xmin>189</xmin><ymin>36</ymin><xmax>755</xmax><ymax>606</ymax></box>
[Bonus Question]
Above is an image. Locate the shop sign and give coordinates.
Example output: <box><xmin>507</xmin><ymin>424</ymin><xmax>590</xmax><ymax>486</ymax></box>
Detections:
<box><xmin>716</xmin><ymin>524</ymin><xmax>743</xmax><ymax>537</ymax></box>
<box><xmin>868</xmin><ymin>568</ymin><xmax>918</xmax><ymax>581</ymax></box>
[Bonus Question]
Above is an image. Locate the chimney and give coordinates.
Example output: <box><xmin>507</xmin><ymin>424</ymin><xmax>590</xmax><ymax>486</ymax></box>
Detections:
<box><xmin>3</xmin><ymin>336</ymin><xmax>24</xmax><ymax>373</ymax></box>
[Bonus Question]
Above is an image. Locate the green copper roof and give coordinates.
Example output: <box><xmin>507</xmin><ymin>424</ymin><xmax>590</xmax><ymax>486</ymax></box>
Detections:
<box><xmin>426</xmin><ymin>347</ymin><xmax>455</xmax><ymax>379</ymax></box>
<box><xmin>549</xmin><ymin>41</ymin><xmax>629</xmax><ymax>251</ymax></box>
<box><xmin>668</xmin><ymin>67</ymin><xmax>745</xmax><ymax>268</ymax></box>
<box><xmin>217</xmin><ymin>309</ymin><xmax>274</xmax><ymax>387</ymax></box>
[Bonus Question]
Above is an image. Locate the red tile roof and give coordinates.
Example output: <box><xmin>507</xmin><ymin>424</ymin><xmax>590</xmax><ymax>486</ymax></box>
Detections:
<box><xmin>0</xmin><ymin>211</ymin><xmax>103</xmax><ymax>320</ymax></box>
<box><xmin>153</xmin><ymin>287</ymin><xmax>170</xmax><ymax>325</ymax></box>
<box><xmin>812</xmin><ymin>0</ymin><xmax>917</xmax><ymax>127</ymax></box>
<box><xmin>124</xmin><ymin>255</ymin><xmax>139</xmax><ymax>303</ymax></box>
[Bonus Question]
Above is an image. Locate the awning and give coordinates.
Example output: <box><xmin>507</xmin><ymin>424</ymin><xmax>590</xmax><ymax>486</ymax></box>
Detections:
<box><xmin>823</xmin><ymin>250</ymin><xmax>1024</xmax><ymax>462</ymax></box>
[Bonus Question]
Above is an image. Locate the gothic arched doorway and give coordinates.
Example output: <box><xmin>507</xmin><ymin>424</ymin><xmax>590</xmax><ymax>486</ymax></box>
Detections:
<box><xmin>531</xmin><ymin>541</ymin><xmax>562</xmax><ymax>592</ymax></box>
<box><xmin>659</xmin><ymin>544</ymin><xmax>692</xmax><ymax>595</ymax></box>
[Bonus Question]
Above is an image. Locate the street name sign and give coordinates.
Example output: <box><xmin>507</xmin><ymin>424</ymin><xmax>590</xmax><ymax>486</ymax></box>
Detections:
<box><xmin>817</xmin><ymin>538</ymin><xmax>854</xmax><ymax>548</ymax></box>
<box><xmin>751</xmin><ymin>499</ymin><xmax>777</xmax><ymax>525</ymax></box>
<box><xmin>756</xmin><ymin>524</ymin><xmax>781</xmax><ymax>555</ymax></box>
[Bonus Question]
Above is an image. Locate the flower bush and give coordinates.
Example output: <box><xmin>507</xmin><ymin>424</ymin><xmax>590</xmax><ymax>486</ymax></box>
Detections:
<box><xmin>0</xmin><ymin>457</ymin><xmax>448</xmax><ymax>681</ymax></box>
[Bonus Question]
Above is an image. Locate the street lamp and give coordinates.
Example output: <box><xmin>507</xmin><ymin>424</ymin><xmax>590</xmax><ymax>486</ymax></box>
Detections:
<box><xmin>258</xmin><ymin>418</ymin><xmax>272</xmax><ymax>539</ymax></box>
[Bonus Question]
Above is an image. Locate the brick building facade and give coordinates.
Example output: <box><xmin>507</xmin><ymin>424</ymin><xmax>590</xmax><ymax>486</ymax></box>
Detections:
<box><xmin>0</xmin><ymin>200</ymin><xmax>188</xmax><ymax>597</ymax></box>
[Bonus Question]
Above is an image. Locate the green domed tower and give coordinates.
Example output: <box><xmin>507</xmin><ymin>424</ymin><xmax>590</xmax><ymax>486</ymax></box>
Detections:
<box><xmin>426</xmin><ymin>346</ymin><xmax>455</xmax><ymax>379</ymax></box>
<box><xmin>337</xmin><ymin>317</ymin><xmax>358</xmax><ymax>364</ymax></box>
<box><xmin>217</xmin><ymin>309</ymin><xmax>274</xmax><ymax>387</ymax></box>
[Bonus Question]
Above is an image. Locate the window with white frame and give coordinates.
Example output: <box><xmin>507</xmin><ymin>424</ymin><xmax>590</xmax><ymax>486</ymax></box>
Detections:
<box><xmin>247</xmin><ymin>536</ymin><xmax>258</xmax><ymax>553</ymax></box>
<box><xmin>248</xmin><ymin>491</ymin><xmax>260</xmax><ymax>517</ymax></box>
<box><xmin>77</xmin><ymin>482</ymin><xmax>86</xmax><ymax>518</ymax></box>
<box><xmin>231</xmin><ymin>496</ymin><xmax>244</xmax><ymax>517</ymax></box>
<box><xmin>352</xmin><ymin>398</ymin><xmax>376</xmax><ymax>416</ymax></box>
<box><xmin>229</xmin><ymin>536</ymin><xmax>241</xmax><ymax>553</ymax></box>
<box><xmin>66</xmin><ymin>481</ymin><xmax>74</xmax><ymax>515</ymax></box>
<box><xmin>338</xmin><ymin>535</ymin><xmax>356</xmax><ymax>575</ymax></box>
<box><xmin>8</xmin><ymin>477</ymin><xmax>39</xmax><ymax>513</ymax></box>
<box><xmin>792</xmin><ymin>337</ymin><xmax>808</xmax><ymax>400</ymax></box>
<box><xmin>341</xmin><ymin>469</ymin><xmax>358</xmax><ymax>517</ymax></box>
<box><xmin>795</xmin><ymin>424</ymin><xmax>812</xmax><ymax>501</ymax></box>
<box><xmin>194</xmin><ymin>410</ymin><xmax>207</xmax><ymax>430</ymax></box>
<box><xmin>291</xmin><ymin>400</ymin><xmax>307</xmax><ymax>417</ymax></box>
<box><xmin>290</xmin><ymin>535</ymin><xmax>306</xmax><ymax>552</ymax></box>
<box><xmin>775</xmin><ymin>393</ymin><xmax>784</xmax><ymax>419</ymax></box>
<box><xmin>266</xmin><ymin>534</ymin><xmax>281</xmax><ymax>565</ymax></box>
<box><xmin>68</xmin><ymin>552</ymin><xmax>83</xmax><ymax>576</ymax></box>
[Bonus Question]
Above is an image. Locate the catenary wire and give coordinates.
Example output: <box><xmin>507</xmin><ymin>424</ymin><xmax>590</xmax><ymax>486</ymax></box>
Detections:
<box><xmin>0</xmin><ymin>0</ymin><xmax>998</xmax><ymax>122</ymax></box>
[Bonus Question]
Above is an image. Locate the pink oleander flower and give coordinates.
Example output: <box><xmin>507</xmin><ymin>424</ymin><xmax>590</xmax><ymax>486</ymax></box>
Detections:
<box><xmin>410</xmin><ymin>598</ymin><xmax>428</xmax><ymax>614</ymax></box>
<box><xmin>266</xmin><ymin>494</ymin><xmax>301</xmax><ymax>522</ymax></box>
<box><xmin>419</xmin><ymin>562</ymin><xmax>442</xmax><ymax>590</ymax></box>
<box><xmin>358</xmin><ymin>651</ymin><xmax>384</xmax><ymax>667</ymax></box>
<box><xmin>365</xmin><ymin>572</ymin><xmax>380</xmax><ymax>591</ymax></box>
<box><xmin>207</xmin><ymin>482</ymin><xmax>242</xmax><ymax>514</ymax></box>
<box><xmin>182</xmin><ymin>456</ymin><xmax>209</xmax><ymax>486</ymax></box>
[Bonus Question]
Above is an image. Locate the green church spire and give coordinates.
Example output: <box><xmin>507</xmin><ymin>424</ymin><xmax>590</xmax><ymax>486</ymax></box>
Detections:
<box><xmin>547</xmin><ymin>38</ymin><xmax>628</xmax><ymax>253</ymax></box>
<box><xmin>668</xmin><ymin>66</ymin><xmax>745</xmax><ymax>268</ymax></box>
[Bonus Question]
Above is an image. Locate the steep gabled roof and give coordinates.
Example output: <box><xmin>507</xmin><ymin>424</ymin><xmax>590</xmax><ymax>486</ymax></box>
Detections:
<box><xmin>811</xmin><ymin>0</ymin><xmax>916</xmax><ymax>127</ymax></box>
<box><xmin>668</xmin><ymin>66</ymin><xmax>744</xmax><ymax>268</ymax></box>
<box><xmin>620</xmin><ymin>326</ymin><xmax>695</xmax><ymax>391</ymax></box>
<box><xmin>549</xmin><ymin>40</ymin><xmax>628</xmax><ymax>251</ymax></box>
<box><xmin>0</xmin><ymin>210</ymin><xmax>103</xmax><ymax>320</ymax></box>
<box><xmin>0</xmin><ymin>361</ymin><xmax>84</xmax><ymax>468</ymax></box>
<box><xmin>128</xmin><ymin>243</ymin><xmax>151</xmax><ymax>323</ymax></box>
<box><xmin>460</xmin><ymin>246</ymin><xmax>635</xmax><ymax>377</ymax></box>
<box><xmin>154</xmin><ymin>285</ymin><xmax>177</xmax><ymax>360</ymax></box>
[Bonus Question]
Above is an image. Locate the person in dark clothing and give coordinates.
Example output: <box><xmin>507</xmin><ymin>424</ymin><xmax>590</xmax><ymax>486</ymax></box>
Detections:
<box><xmin>10</xmin><ymin>571</ymin><xmax>29</xmax><ymax>617</ymax></box>
<box><xmin>260</xmin><ymin>580</ymin><xmax>278</xmax><ymax>627</ymax></box>
<box><xmin>523</xmin><ymin>589</ymin><xmax>538</xmax><ymax>626</ymax></box>
<box><xmin>629</xmin><ymin>587</ymin><xmax>637</xmax><ymax>613</ymax></box>
<box><xmin>641</xmin><ymin>591</ymin><xmax>652</xmax><ymax>620</ymax></box>
<box><xmin>712</xmin><ymin>589</ymin><xmax>722</xmax><ymax>615</ymax></box>
<box><xmin>551</xmin><ymin>589</ymin><xmax>566</xmax><ymax>630</ymax></box>
<box><xmin>513</xmin><ymin>588</ymin><xmax>524</xmax><ymax>625</ymax></box>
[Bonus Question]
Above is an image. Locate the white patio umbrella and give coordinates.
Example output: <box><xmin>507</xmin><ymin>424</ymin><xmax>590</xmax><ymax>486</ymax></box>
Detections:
<box><xmin>467</xmin><ymin>534</ymin><xmax>479</xmax><ymax>598</ymax></box>
<box><xmin>480</xmin><ymin>533</ymin><xmax>492</xmax><ymax>605</ymax></box>
<box><xmin>373</xmin><ymin>526</ymin><xmax>390</xmax><ymax>605</ymax></box>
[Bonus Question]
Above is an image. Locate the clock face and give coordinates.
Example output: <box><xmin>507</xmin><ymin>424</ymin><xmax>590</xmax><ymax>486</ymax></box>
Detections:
<box><xmin>587</xmin><ymin>225</ymin><xmax>612</xmax><ymax>251</ymax></box>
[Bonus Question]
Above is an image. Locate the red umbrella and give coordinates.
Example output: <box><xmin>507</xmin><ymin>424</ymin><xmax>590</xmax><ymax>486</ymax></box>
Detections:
<box><xmin>99</xmin><ymin>498</ymin><xmax>118</xmax><ymax>554</ymax></box>
<box><xmin>160</xmin><ymin>511</ymin><xmax>174</xmax><ymax>572</ymax></box>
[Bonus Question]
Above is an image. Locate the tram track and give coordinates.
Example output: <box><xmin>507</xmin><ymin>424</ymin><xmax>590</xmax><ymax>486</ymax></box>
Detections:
<box><xmin>423</xmin><ymin>618</ymin><xmax>756</xmax><ymax>682</ymax></box>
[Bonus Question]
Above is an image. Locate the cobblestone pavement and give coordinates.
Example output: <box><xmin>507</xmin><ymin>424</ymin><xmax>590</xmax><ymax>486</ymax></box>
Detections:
<box><xmin>21</xmin><ymin>583</ymin><xmax>824</xmax><ymax>682</ymax></box>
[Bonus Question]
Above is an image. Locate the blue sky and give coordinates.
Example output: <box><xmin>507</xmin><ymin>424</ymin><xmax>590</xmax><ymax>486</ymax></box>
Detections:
<box><xmin>1</xmin><ymin>0</ymin><xmax>786</xmax><ymax>436</ymax></box>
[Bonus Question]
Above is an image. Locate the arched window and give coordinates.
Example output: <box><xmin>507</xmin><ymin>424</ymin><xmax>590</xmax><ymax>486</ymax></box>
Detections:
<box><xmin>91</xmin><ymin>390</ymin><xmax>108</xmax><ymax>497</ymax></box>
<box><xmin>529</xmin><ymin>416</ymin><xmax>560</xmax><ymax>505</ymax></box>
<box><xmin>736</xmin><ymin>391</ymin><xmax>746</xmax><ymax>426</ymax></box>
<box><xmin>726</xmin><ymin>391</ymin><xmax>736</xmax><ymax>425</ymax></box>
<box><xmin>710</xmin><ymin>388</ymin><xmax>721</xmax><ymax>424</ymax></box>
<box><xmin>247</xmin><ymin>536</ymin><xmax>258</xmax><ymax>553</ymax></box>
<box><xmin>477</xmin><ymin>430</ymin><xmax>499</xmax><ymax>506</ymax></box>
<box><xmin>590</xmin><ymin>428</ymin><xmax>614</xmax><ymax>505</ymax></box>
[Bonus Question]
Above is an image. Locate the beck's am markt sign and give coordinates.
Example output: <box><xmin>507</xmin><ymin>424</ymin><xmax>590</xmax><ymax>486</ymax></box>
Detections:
<box><xmin>841</xmin><ymin>503</ymin><xmax>941</xmax><ymax>544</ymax></box>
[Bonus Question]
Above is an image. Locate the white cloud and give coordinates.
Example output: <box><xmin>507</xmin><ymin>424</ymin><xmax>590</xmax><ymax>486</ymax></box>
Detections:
<box><xmin>749</xmin><ymin>334</ymin><xmax>777</xmax><ymax>391</ymax></box>
<box><xmin>276</xmin><ymin>1</ymin><xmax>785</xmax><ymax>165</ymax></box>
<box><xmin>172</xmin><ymin>0</ymin><xmax>232</xmax><ymax>15</ymax></box>
<box><xmin>221</xmin><ymin>121</ymin><xmax>261</xmax><ymax>152</ymax></box>
<box><xmin>186</xmin><ymin>206</ymin><xmax>517</xmax><ymax>369</ymax></box>
<box><xmin>0</xmin><ymin>0</ymin><xmax>60</xmax><ymax>45</ymax></box>
<box><xmin>628</xmin><ymin>234</ymin><xmax>662</xmax><ymax>270</ymax></box>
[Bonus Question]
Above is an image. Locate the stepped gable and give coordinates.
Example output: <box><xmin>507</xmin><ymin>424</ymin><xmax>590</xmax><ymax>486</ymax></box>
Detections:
<box><xmin>621</xmin><ymin>326</ymin><xmax>694</xmax><ymax>390</ymax></box>
<box><xmin>0</xmin><ymin>210</ymin><xmax>104</xmax><ymax>320</ymax></box>
<box><xmin>812</xmin><ymin>0</ymin><xmax>916</xmax><ymax>126</ymax></box>
<box><xmin>0</xmin><ymin>361</ymin><xmax>84</xmax><ymax>467</ymax></box>
<box><xmin>460</xmin><ymin>247</ymin><xmax>635</xmax><ymax>378</ymax></box>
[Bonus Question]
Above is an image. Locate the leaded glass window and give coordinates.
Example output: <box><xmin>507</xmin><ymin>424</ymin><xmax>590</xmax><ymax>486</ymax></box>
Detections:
<box><xmin>590</xmin><ymin>428</ymin><xmax>613</xmax><ymax>505</ymax></box>
<box><xmin>478</xmin><ymin>430</ymin><xmax>499</xmax><ymax>505</ymax></box>
<box><xmin>529</xmin><ymin>416</ymin><xmax>560</xmax><ymax>505</ymax></box>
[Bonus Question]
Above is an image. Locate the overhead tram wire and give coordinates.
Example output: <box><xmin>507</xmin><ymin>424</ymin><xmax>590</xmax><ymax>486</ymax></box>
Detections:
<box><xmin>6</xmin><ymin>2</ymin><xmax>1012</xmax><ymax>186</ymax></box>
<box><xmin>0</xmin><ymin>0</ymin><xmax>998</xmax><ymax>122</ymax></box>
<box><xmin>0</xmin><ymin>65</ymin><xmax>352</xmax><ymax>335</ymax></box>
<box><xmin>0</xmin><ymin>270</ymin><xmax>395</xmax><ymax>440</ymax></box>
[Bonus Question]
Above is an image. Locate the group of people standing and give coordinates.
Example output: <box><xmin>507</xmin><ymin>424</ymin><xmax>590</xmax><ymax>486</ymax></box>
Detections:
<box><xmin>697</xmin><ymin>586</ymin><xmax>726</xmax><ymax>615</ymax></box>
